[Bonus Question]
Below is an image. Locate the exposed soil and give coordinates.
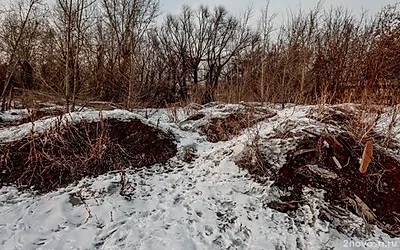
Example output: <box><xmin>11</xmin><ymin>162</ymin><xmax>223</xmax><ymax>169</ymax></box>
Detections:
<box><xmin>203</xmin><ymin>111</ymin><xmax>276</xmax><ymax>142</ymax></box>
<box><xmin>0</xmin><ymin>118</ymin><xmax>177</xmax><ymax>193</ymax></box>
<box><xmin>272</xmin><ymin>132</ymin><xmax>400</xmax><ymax>237</ymax></box>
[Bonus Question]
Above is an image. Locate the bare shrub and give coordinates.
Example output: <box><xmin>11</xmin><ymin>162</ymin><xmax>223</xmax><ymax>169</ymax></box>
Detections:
<box><xmin>0</xmin><ymin>118</ymin><xmax>177</xmax><ymax>192</ymax></box>
<box><xmin>0</xmin><ymin>1</ymin><xmax>399</xmax><ymax>108</ymax></box>
<box><xmin>236</xmin><ymin>134</ymin><xmax>272</xmax><ymax>183</ymax></box>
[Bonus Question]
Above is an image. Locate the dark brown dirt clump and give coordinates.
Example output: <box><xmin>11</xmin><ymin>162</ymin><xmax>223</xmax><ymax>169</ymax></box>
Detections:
<box><xmin>184</xmin><ymin>113</ymin><xmax>205</xmax><ymax>122</ymax></box>
<box><xmin>0</xmin><ymin>118</ymin><xmax>177</xmax><ymax>193</ymax></box>
<box><xmin>273</xmin><ymin>132</ymin><xmax>400</xmax><ymax>237</ymax></box>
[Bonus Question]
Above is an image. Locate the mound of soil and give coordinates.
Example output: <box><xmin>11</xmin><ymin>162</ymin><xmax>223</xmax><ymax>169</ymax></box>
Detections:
<box><xmin>236</xmin><ymin>139</ymin><xmax>274</xmax><ymax>184</ymax></box>
<box><xmin>308</xmin><ymin>107</ymin><xmax>356</xmax><ymax>129</ymax></box>
<box><xmin>273</xmin><ymin>132</ymin><xmax>400</xmax><ymax>237</ymax></box>
<box><xmin>203</xmin><ymin>111</ymin><xmax>276</xmax><ymax>142</ymax></box>
<box><xmin>307</xmin><ymin>106</ymin><xmax>391</xmax><ymax>146</ymax></box>
<box><xmin>0</xmin><ymin>118</ymin><xmax>177</xmax><ymax>193</ymax></box>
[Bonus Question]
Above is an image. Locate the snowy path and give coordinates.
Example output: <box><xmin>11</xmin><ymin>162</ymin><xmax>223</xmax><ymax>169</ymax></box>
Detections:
<box><xmin>0</xmin><ymin>104</ymin><xmax>398</xmax><ymax>249</ymax></box>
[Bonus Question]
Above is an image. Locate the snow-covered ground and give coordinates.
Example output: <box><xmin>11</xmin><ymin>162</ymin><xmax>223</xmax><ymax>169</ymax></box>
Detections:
<box><xmin>0</xmin><ymin>103</ymin><xmax>399</xmax><ymax>249</ymax></box>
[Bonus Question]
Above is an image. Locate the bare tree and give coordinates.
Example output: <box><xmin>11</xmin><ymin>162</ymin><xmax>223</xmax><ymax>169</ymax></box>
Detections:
<box><xmin>100</xmin><ymin>0</ymin><xmax>160</xmax><ymax>109</ymax></box>
<box><xmin>157</xmin><ymin>5</ymin><xmax>253</xmax><ymax>104</ymax></box>
<box><xmin>0</xmin><ymin>0</ymin><xmax>44</xmax><ymax>110</ymax></box>
<box><xmin>257</xmin><ymin>1</ymin><xmax>276</xmax><ymax>102</ymax></box>
<box><xmin>203</xmin><ymin>6</ymin><xmax>253</xmax><ymax>103</ymax></box>
<box><xmin>158</xmin><ymin>6</ymin><xmax>192</xmax><ymax>101</ymax></box>
<box><xmin>53</xmin><ymin>0</ymin><xmax>96</xmax><ymax>112</ymax></box>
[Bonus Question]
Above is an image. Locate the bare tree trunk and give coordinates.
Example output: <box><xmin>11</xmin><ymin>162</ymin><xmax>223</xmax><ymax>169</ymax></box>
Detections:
<box><xmin>261</xmin><ymin>59</ymin><xmax>264</xmax><ymax>103</ymax></box>
<box><xmin>0</xmin><ymin>0</ymin><xmax>40</xmax><ymax>111</ymax></box>
<box><xmin>1</xmin><ymin>70</ymin><xmax>15</xmax><ymax>111</ymax></box>
<box><xmin>64</xmin><ymin>0</ymin><xmax>73</xmax><ymax>112</ymax></box>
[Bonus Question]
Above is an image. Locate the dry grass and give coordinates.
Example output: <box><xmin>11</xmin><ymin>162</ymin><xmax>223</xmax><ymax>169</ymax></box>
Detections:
<box><xmin>384</xmin><ymin>105</ymin><xmax>400</xmax><ymax>147</ymax></box>
<box><xmin>236</xmin><ymin>132</ymin><xmax>273</xmax><ymax>183</ymax></box>
<box><xmin>0</xmin><ymin>118</ymin><xmax>177</xmax><ymax>193</ymax></box>
<box><xmin>202</xmin><ymin>110</ymin><xmax>276</xmax><ymax>142</ymax></box>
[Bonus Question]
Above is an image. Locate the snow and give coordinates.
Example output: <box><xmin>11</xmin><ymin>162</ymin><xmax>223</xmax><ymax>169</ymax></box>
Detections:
<box><xmin>0</xmin><ymin>109</ymin><xmax>146</xmax><ymax>144</ymax></box>
<box><xmin>0</xmin><ymin>109</ymin><xmax>29</xmax><ymax>122</ymax></box>
<box><xmin>0</xmin><ymin>103</ymin><xmax>399</xmax><ymax>249</ymax></box>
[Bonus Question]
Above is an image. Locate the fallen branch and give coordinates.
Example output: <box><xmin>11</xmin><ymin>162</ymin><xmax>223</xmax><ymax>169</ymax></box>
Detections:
<box><xmin>292</xmin><ymin>148</ymin><xmax>317</xmax><ymax>157</ymax></box>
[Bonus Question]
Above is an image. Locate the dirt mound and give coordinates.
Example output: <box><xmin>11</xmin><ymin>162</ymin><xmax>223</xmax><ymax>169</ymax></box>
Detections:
<box><xmin>272</xmin><ymin>132</ymin><xmax>400</xmax><ymax>237</ymax></box>
<box><xmin>203</xmin><ymin>111</ymin><xmax>276</xmax><ymax>142</ymax></box>
<box><xmin>0</xmin><ymin>118</ymin><xmax>177</xmax><ymax>193</ymax></box>
<box><xmin>236</xmin><ymin>136</ymin><xmax>275</xmax><ymax>184</ymax></box>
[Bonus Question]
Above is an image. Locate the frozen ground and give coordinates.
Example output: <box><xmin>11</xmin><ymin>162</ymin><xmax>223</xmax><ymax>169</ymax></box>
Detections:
<box><xmin>0</xmin><ymin>103</ymin><xmax>399</xmax><ymax>249</ymax></box>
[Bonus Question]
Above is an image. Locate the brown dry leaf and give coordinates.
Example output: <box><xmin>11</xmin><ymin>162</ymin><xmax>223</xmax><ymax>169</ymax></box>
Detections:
<box><xmin>359</xmin><ymin>140</ymin><xmax>373</xmax><ymax>174</ymax></box>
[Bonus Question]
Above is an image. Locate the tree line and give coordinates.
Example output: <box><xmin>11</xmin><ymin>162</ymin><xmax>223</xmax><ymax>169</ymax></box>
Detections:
<box><xmin>0</xmin><ymin>0</ymin><xmax>399</xmax><ymax>111</ymax></box>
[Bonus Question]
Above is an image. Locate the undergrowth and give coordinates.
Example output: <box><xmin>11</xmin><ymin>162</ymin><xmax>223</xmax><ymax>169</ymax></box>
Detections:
<box><xmin>0</xmin><ymin>117</ymin><xmax>177</xmax><ymax>193</ymax></box>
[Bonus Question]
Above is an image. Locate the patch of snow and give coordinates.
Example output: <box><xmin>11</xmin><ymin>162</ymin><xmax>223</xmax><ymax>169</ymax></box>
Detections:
<box><xmin>0</xmin><ymin>109</ymin><xmax>29</xmax><ymax>122</ymax></box>
<box><xmin>0</xmin><ymin>109</ymin><xmax>146</xmax><ymax>144</ymax></box>
<box><xmin>0</xmin><ymin>104</ymin><xmax>399</xmax><ymax>249</ymax></box>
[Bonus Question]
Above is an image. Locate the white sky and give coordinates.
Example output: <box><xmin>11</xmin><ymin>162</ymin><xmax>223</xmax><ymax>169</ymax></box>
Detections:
<box><xmin>0</xmin><ymin>0</ymin><xmax>398</xmax><ymax>27</ymax></box>
<box><xmin>160</xmin><ymin>0</ymin><xmax>399</xmax><ymax>25</ymax></box>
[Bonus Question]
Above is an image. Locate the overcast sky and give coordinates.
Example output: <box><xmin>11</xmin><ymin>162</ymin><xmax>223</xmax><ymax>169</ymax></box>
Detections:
<box><xmin>160</xmin><ymin>0</ymin><xmax>399</xmax><ymax>25</ymax></box>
